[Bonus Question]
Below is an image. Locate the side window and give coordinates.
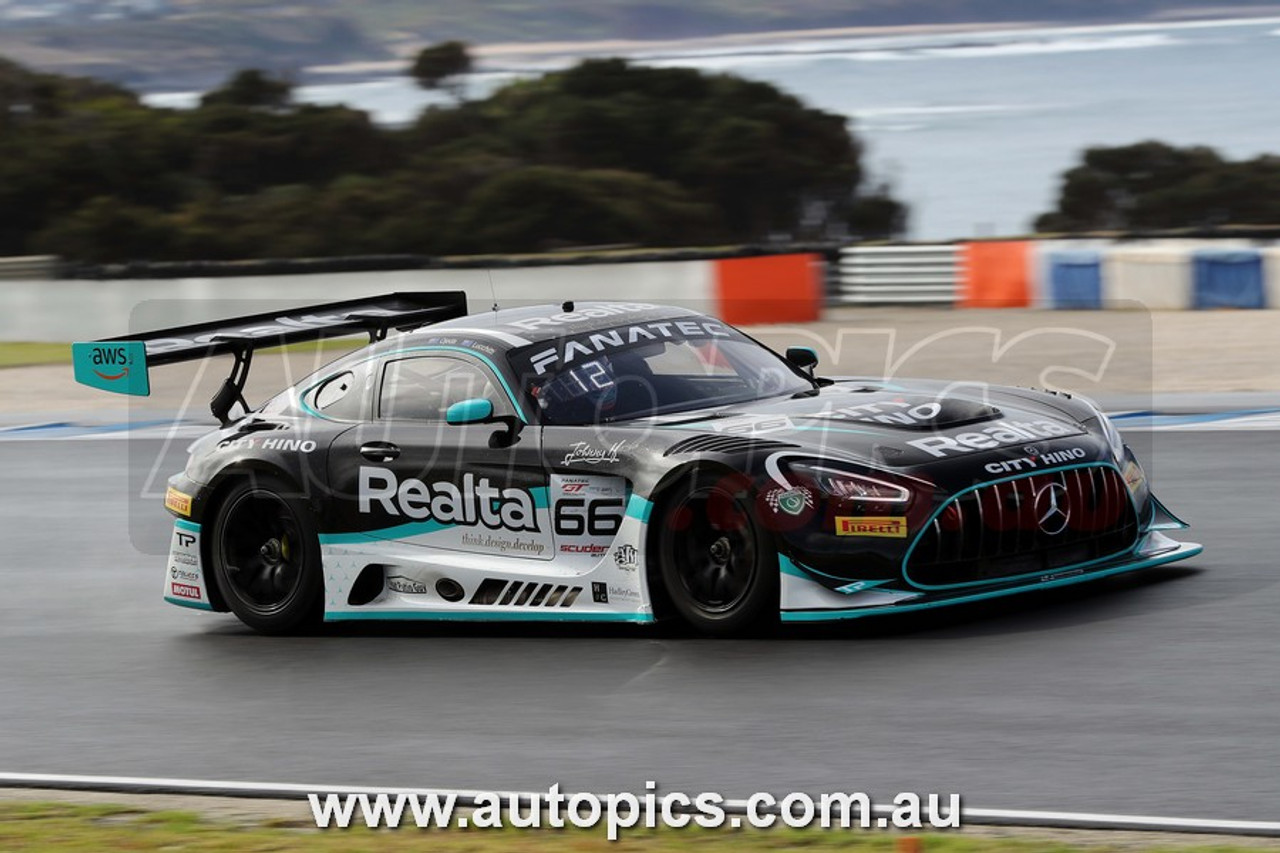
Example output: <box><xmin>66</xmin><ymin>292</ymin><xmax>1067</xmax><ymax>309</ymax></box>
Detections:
<box><xmin>310</xmin><ymin>368</ymin><xmax>368</xmax><ymax>420</ymax></box>
<box><xmin>379</xmin><ymin>356</ymin><xmax>510</xmax><ymax>422</ymax></box>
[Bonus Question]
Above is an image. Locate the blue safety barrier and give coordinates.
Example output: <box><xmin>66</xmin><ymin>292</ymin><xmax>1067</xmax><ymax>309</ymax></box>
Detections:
<box><xmin>1047</xmin><ymin>250</ymin><xmax>1103</xmax><ymax>309</ymax></box>
<box><xmin>1192</xmin><ymin>249</ymin><xmax>1265</xmax><ymax>309</ymax></box>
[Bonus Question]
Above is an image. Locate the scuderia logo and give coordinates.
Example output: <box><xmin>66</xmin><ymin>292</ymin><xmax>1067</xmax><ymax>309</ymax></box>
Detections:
<box><xmin>907</xmin><ymin>419</ymin><xmax>1078</xmax><ymax>458</ymax></box>
<box><xmin>359</xmin><ymin>467</ymin><xmax>539</xmax><ymax>532</ymax></box>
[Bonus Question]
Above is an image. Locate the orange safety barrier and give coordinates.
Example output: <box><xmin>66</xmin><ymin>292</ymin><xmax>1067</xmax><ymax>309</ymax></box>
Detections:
<box><xmin>960</xmin><ymin>241</ymin><xmax>1032</xmax><ymax>308</ymax></box>
<box><xmin>713</xmin><ymin>254</ymin><xmax>823</xmax><ymax>325</ymax></box>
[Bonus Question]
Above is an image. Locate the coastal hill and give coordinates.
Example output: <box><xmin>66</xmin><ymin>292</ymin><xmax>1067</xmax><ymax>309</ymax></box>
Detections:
<box><xmin>0</xmin><ymin>0</ymin><xmax>1272</xmax><ymax>90</ymax></box>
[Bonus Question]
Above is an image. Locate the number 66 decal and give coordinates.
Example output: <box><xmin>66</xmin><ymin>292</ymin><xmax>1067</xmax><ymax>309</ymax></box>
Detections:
<box><xmin>554</xmin><ymin>498</ymin><xmax>624</xmax><ymax>537</ymax></box>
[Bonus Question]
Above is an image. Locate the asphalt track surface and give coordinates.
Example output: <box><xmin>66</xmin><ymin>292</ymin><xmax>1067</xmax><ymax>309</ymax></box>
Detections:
<box><xmin>1</xmin><ymin>430</ymin><xmax>1277</xmax><ymax>821</ymax></box>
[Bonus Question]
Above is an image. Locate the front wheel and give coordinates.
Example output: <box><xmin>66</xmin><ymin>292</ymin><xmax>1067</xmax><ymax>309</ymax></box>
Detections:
<box><xmin>657</xmin><ymin>471</ymin><xmax>777</xmax><ymax>637</ymax></box>
<box><xmin>210</xmin><ymin>474</ymin><xmax>323</xmax><ymax>635</ymax></box>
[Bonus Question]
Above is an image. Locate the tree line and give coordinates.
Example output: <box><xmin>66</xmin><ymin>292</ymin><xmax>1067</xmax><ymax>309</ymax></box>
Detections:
<box><xmin>0</xmin><ymin>53</ymin><xmax>905</xmax><ymax>264</ymax></box>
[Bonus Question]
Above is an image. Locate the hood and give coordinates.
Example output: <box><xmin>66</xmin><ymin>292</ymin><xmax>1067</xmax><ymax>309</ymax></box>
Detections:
<box><xmin>643</xmin><ymin>380</ymin><xmax>1094</xmax><ymax>468</ymax></box>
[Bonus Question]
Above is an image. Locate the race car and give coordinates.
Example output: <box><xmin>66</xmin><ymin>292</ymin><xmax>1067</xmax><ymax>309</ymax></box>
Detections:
<box><xmin>73</xmin><ymin>293</ymin><xmax>1201</xmax><ymax>635</ymax></box>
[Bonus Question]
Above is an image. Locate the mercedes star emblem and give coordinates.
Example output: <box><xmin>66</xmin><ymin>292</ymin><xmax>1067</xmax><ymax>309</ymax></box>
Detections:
<box><xmin>1034</xmin><ymin>482</ymin><xmax>1071</xmax><ymax>535</ymax></box>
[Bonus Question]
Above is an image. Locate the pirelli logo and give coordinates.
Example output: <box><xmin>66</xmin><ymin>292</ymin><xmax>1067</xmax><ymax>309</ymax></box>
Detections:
<box><xmin>165</xmin><ymin>487</ymin><xmax>192</xmax><ymax>517</ymax></box>
<box><xmin>835</xmin><ymin>516</ymin><xmax>908</xmax><ymax>539</ymax></box>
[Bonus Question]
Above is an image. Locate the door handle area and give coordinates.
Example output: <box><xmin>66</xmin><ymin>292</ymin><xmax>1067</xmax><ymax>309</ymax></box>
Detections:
<box><xmin>360</xmin><ymin>441</ymin><xmax>400</xmax><ymax>462</ymax></box>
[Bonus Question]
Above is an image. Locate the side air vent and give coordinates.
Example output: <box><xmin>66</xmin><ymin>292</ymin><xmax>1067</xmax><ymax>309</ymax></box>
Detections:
<box><xmin>347</xmin><ymin>564</ymin><xmax>386</xmax><ymax>606</ymax></box>
<box><xmin>468</xmin><ymin>579</ymin><xmax>583</xmax><ymax>608</ymax></box>
<box><xmin>664</xmin><ymin>435</ymin><xmax>797</xmax><ymax>457</ymax></box>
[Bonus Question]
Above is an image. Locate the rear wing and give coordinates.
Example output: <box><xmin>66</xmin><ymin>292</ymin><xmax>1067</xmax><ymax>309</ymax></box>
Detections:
<box><xmin>72</xmin><ymin>291</ymin><xmax>467</xmax><ymax>420</ymax></box>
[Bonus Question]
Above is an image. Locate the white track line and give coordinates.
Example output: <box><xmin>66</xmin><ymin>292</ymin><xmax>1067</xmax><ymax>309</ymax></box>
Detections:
<box><xmin>1</xmin><ymin>772</ymin><xmax>1278</xmax><ymax>836</ymax></box>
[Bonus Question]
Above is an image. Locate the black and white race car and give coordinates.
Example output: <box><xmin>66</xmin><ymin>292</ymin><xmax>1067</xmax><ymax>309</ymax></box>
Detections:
<box><xmin>73</xmin><ymin>293</ymin><xmax>1201</xmax><ymax>635</ymax></box>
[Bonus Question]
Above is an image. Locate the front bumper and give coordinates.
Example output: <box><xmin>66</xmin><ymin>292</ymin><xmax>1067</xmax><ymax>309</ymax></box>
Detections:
<box><xmin>779</xmin><ymin>530</ymin><xmax>1202</xmax><ymax>622</ymax></box>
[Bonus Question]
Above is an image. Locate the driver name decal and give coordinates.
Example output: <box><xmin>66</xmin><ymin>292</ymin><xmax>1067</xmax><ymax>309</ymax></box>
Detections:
<box><xmin>359</xmin><ymin>466</ymin><xmax>539</xmax><ymax>532</ymax></box>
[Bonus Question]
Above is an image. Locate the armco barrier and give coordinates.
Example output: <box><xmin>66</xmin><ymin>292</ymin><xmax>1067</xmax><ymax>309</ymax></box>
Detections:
<box><xmin>1192</xmin><ymin>249</ymin><xmax>1265</xmax><ymax>309</ymax></box>
<box><xmin>0</xmin><ymin>255</ymin><xmax>825</xmax><ymax>342</ymax></box>
<box><xmin>1045</xmin><ymin>250</ymin><xmax>1103</xmax><ymax>309</ymax></box>
<box><xmin>713</xmin><ymin>253</ymin><xmax>823</xmax><ymax>324</ymax></box>
<box><xmin>0</xmin><ymin>256</ymin><xmax>57</xmax><ymax>281</ymax></box>
<box><xmin>835</xmin><ymin>244</ymin><xmax>958</xmax><ymax>304</ymax></box>
<box><xmin>960</xmin><ymin>241</ymin><xmax>1031</xmax><ymax>308</ymax></box>
<box><xmin>1102</xmin><ymin>246</ymin><xmax>1193</xmax><ymax>310</ymax></box>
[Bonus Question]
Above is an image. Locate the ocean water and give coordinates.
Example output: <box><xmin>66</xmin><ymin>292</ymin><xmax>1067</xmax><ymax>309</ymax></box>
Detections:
<box><xmin>145</xmin><ymin>16</ymin><xmax>1280</xmax><ymax>241</ymax></box>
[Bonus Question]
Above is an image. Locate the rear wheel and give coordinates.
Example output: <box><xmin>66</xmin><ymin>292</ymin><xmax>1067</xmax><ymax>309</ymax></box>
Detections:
<box><xmin>210</xmin><ymin>474</ymin><xmax>322</xmax><ymax>635</ymax></box>
<box><xmin>657</xmin><ymin>471</ymin><xmax>777</xmax><ymax>637</ymax></box>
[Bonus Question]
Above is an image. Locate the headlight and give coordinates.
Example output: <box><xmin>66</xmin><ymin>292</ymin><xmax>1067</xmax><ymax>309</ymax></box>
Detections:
<box><xmin>788</xmin><ymin>462</ymin><xmax>911</xmax><ymax>505</ymax></box>
<box><xmin>1096</xmin><ymin>412</ymin><xmax>1126</xmax><ymax>461</ymax></box>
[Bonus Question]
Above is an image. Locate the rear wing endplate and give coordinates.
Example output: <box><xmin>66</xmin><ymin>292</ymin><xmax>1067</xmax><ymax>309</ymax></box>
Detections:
<box><xmin>72</xmin><ymin>291</ymin><xmax>468</xmax><ymax>416</ymax></box>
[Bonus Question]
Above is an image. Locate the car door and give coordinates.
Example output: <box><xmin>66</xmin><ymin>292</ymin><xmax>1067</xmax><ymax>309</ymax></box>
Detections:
<box><xmin>326</xmin><ymin>351</ymin><xmax>552</xmax><ymax>560</ymax></box>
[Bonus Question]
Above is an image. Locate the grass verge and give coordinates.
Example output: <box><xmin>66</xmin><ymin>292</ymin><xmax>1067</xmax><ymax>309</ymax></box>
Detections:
<box><xmin>0</xmin><ymin>802</ymin><xmax>1273</xmax><ymax>852</ymax></box>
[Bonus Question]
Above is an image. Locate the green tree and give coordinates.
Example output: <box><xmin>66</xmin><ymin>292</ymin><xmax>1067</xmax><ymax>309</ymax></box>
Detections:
<box><xmin>200</xmin><ymin>69</ymin><xmax>293</xmax><ymax>110</ymax></box>
<box><xmin>1034</xmin><ymin>141</ymin><xmax>1280</xmax><ymax>232</ymax></box>
<box><xmin>409</xmin><ymin>41</ymin><xmax>472</xmax><ymax>98</ymax></box>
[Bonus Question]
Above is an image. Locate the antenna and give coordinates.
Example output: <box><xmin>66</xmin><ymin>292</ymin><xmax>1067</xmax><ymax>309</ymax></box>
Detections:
<box><xmin>486</xmin><ymin>269</ymin><xmax>499</xmax><ymax>314</ymax></box>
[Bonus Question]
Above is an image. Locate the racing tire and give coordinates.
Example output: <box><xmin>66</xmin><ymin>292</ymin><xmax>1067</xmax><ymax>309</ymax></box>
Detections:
<box><xmin>209</xmin><ymin>473</ymin><xmax>323</xmax><ymax>635</ymax></box>
<box><xmin>656</xmin><ymin>470</ymin><xmax>778</xmax><ymax>637</ymax></box>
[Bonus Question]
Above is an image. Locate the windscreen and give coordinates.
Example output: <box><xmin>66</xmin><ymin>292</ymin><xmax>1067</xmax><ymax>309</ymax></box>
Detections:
<box><xmin>508</xmin><ymin>318</ymin><xmax>813</xmax><ymax>424</ymax></box>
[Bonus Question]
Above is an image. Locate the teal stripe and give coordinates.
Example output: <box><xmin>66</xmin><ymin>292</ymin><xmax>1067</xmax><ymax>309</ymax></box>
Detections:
<box><xmin>319</xmin><ymin>487</ymin><xmax>549</xmax><ymax>545</ymax></box>
<box><xmin>324</xmin><ymin>610</ymin><xmax>654</xmax><ymax>624</ymax></box>
<box><xmin>781</xmin><ymin>545</ymin><xmax>1202</xmax><ymax>622</ymax></box>
<box><xmin>779</xmin><ymin>554</ymin><xmax>810</xmax><ymax>580</ymax></box>
<box><xmin>164</xmin><ymin>596</ymin><xmax>214</xmax><ymax>611</ymax></box>
<box><xmin>302</xmin><ymin>345</ymin><xmax>528</xmax><ymax>423</ymax></box>
<box><xmin>625</xmin><ymin>494</ymin><xmax>653</xmax><ymax>523</ymax></box>
<box><xmin>174</xmin><ymin>519</ymin><xmax>201</xmax><ymax>533</ymax></box>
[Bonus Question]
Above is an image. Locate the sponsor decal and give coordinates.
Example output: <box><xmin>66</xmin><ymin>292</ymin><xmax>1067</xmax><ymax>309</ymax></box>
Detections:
<box><xmin>359</xmin><ymin>467</ymin><xmax>539</xmax><ymax>532</ymax></box>
<box><xmin>765</xmin><ymin>486</ymin><xmax>814</xmax><ymax>517</ymax></box>
<box><xmin>170</xmin><ymin>582</ymin><xmax>201</xmax><ymax>600</ymax></box>
<box><xmin>144</xmin><ymin>308</ymin><xmax>406</xmax><ymax>355</ymax></box>
<box><xmin>561</xmin><ymin>440</ymin><xmax>630</xmax><ymax>466</ymax></box>
<box><xmin>386</xmin><ymin>575</ymin><xmax>429</xmax><ymax>595</ymax></box>
<box><xmin>172</xmin><ymin>552</ymin><xmax>198</xmax><ymax>566</ymax></box>
<box><xmin>711</xmin><ymin>415</ymin><xmax>795</xmax><ymax>436</ymax></box>
<box><xmin>504</xmin><ymin>303</ymin><xmax>659</xmax><ymax>333</ymax></box>
<box><xmin>835</xmin><ymin>516</ymin><xmax>909</xmax><ymax>538</ymax></box>
<box><xmin>169</xmin><ymin>567</ymin><xmax>200</xmax><ymax>582</ymax></box>
<box><xmin>815</xmin><ymin>400</ymin><xmax>944</xmax><ymax>426</ymax></box>
<box><xmin>88</xmin><ymin>345</ymin><xmax>134</xmax><ymax>382</ymax></box>
<box><xmin>984</xmin><ymin>446</ymin><xmax>1087</xmax><ymax>475</ymax></box>
<box><xmin>219</xmin><ymin>437</ymin><xmax>316</xmax><ymax>452</ymax></box>
<box><xmin>524</xmin><ymin>319</ymin><xmax>732</xmax><ymax>376</ymax></box>
<box><xmin>459</xmin><ymin>531</ymin><xmax>548</xmax><ymax>556</ymax></box>
<box><xmin>175</xmin><ymin>532</ymin><xmax>196</xmax><ymax>548</ymax></box>
<box><xmin>608</xmin><ymin>584</ymin><xmax>641</xmax><ymax>602</ymax></box>
<box><xmin>906</xmin><ymin>419</ymin><xmax>1078</xmax><ymax>458</ymax></box>
<box><xmin>591</xmin><ymin>581</ymin><xmax>609</xmax><ymax>604</ymax></box>
<box><xmin>613</xmin><ymin>544</ymin><xmax>639</xmax><ymax>572</ymax></box>
<box><xmin>560</xmin><ymin>543</ymin><xmax>607</xmax><ymax>556</ymax></box>
<box><xmin>165</xmin><ymin>487</ymin><xmax>193</xmax><ymax>517</ymax></box>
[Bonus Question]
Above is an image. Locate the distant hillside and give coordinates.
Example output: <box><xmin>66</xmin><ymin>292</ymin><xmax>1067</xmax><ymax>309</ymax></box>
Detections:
<box><xmin>0</xmin><ymin>0</ymin><xmax>1276</xmax><ymax>90</ymax></box>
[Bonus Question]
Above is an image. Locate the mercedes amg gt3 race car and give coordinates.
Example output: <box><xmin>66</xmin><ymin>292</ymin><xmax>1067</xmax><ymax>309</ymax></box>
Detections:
<box><xmin>73</xmin><ymin>293</ymin><xmax>1201</xmax><ymax>635</ymax></box>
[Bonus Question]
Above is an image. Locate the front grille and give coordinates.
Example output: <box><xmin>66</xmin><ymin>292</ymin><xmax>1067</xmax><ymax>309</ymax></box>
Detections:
<box><xmin>906</xmin><ymin>466</ymin><xmax>1139</xmax><ymax>587</ymax></box>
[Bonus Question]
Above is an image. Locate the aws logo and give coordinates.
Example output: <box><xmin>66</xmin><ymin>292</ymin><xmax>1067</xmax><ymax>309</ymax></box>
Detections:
<box><xmin>72</xmin><ymin>341</ymin><xmax>150</xmax><ymax>396</ymax></box>
<box><xmin>89</xmin><ymin>345</ymin><xmax>133</xmax><ymax>382</ymax></box>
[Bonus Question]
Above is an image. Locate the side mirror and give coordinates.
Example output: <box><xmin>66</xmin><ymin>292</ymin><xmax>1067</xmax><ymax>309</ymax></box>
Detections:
<box><xmin>785</xmin><ymin>346</ymin><xmax>819</xmax><ymax>377</ymax></box>
<box><xmin>445</xmin><ymin>398</ymin><xmax>493</xmax><ymax>425</ymax></box>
